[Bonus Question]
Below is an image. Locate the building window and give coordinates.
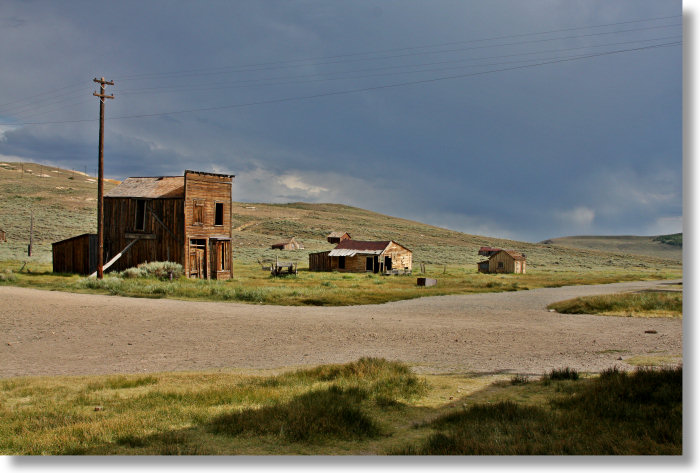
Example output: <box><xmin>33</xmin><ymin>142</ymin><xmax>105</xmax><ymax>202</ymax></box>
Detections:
<box><xmin>338</xmin><ymin>256</ymin><xmax>346</xmax><ymax>269</ymax></box>
<box><xmin>193</xmin><ymin>200</ymin><xmax>204</xmax><ymax>225</ymax></box>
<box><xmin>497</xmin><ymin>261</ymin><xmax>504</xmax><ymax>269</ymax></box>
<box><xmin>215</xmin><ymin>202</ymin><xmax>224</xmax><ymax>226</ymax></box>
<box><xmin>365</xmin><ymin>257</ymin><xmax>373</xmax><ymax>271</ymax></box>
<box><xmin>135</xmin><ymin>199</ymin><xmax>146</xmax><ymax>231</ymax></box>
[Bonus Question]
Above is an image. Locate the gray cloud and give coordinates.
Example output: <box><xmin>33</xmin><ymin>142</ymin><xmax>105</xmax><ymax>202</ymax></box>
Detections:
<box><xmin>0</xmin><ymin>0</ymin><xmax>682</xmax><ymax>242</ymax></box>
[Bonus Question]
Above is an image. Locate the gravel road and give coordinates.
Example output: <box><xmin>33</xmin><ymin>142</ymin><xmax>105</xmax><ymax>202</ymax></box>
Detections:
<box><xmin>0</xmin><ymin>280</ymin><xmax>683</xmax><ymax>378</ymax></box>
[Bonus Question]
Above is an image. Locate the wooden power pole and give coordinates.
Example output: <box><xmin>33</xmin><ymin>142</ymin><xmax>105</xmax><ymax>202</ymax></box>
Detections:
<box><xmin>93</xmin><ymin>77</ymin><xmax>114</xmax><ymax>279</ymax></box>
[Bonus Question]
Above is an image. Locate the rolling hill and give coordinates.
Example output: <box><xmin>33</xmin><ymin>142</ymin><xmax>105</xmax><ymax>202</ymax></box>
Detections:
<box><xmin>540</xmin><ymin>235</ymin><xmax>682</xmax><ymax>262</ymax></box>
<box><xmin>0</xmin><ymin>161</ymin><xmax>681</xmax><ymax>273</ymax></box>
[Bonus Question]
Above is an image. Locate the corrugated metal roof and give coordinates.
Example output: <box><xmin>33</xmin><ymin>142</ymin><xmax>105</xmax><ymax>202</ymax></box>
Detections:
<box><xmin>105</xmin><ymin>177</ymin><xmax>184</xmax><ymax>198</ymax></box>
<box><xmin>328</xmin><ymin>248</ymin><xmax>384</xmax><ymax>257</ymax></box>
<box><xmin>334</xmin><ymin>240</ymin><xmax>391</xmax><ymax>251</ymax></box>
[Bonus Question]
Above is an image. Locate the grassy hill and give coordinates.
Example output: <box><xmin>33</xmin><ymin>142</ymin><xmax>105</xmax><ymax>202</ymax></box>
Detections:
<box><xmin>539</xmin><ymin>235</ymin><xmax>682</xmax><ymax>262</ymax></box>
<box><xmin>0</xmin><ymin>161</ymin><xmax>681</xmax><ymax>274</ymax></box>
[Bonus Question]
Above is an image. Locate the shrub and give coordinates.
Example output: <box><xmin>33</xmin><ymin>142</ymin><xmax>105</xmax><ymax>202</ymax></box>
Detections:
<box><xmin>544</xmin><ymin>367</ymin><xmax>579</xmax><ymax>381</ymax></box>
<box><xmin>120</xmin><ymin>262</ymin><xmax>183</xmax><ymax>280</ymax></box>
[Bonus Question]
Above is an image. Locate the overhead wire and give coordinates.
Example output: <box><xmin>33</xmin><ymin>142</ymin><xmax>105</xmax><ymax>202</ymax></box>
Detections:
<box><xmin>1</xmin><ymin>40</ymin><xmax>679</xmax><ymax>127</ymax></box>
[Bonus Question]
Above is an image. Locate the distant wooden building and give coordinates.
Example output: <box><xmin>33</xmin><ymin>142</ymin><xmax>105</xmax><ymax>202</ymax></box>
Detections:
<box><xmin>309</xmin><ymin>240</ymin><xmax>412</xmax><ymax>274</ymax></box>
<box><xmin>478</xmin><ymin>249</ymin><xmax>526</xmax><ymax>274</ymax></box>
<box><xmin>271</xmin><ymin>237</ymin><xmax>304</xmax><ymax>250</ymax></box>
<box><xmin>52</xmin><ymin>170</ymin><xmax>234</xmax><ymax>279</ymax></box>
<box><xmin>0</xmin><ymin>229</ymin><xmax>6</xmax><ymax>242</ymax></box>
<box><xmin>327</xmin><ymin>231</ymin><xmax>351</xmax><ymax>244</ymax></box>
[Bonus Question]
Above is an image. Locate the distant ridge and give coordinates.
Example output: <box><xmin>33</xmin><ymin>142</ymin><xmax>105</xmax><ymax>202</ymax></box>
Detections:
<box><xmin>540</xmin><ymin>234</ymin><xmax>682</xmax><ymax>261</ymax></box>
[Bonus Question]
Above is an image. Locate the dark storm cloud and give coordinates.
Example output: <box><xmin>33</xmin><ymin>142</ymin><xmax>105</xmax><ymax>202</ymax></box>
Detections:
<box><xmin>0</xmin><ymin>0</ymin><xmax>682</xmax><ymax>241</ymax></box>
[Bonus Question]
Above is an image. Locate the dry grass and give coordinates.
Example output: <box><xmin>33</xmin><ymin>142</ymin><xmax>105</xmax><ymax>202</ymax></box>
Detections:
<box><xmin>0</xmin><ymin>359</ymin><xmax>681</xmax><ymax>455</ymax></box>
<box><xmin>547</xmin><ymin>291</ymin><xmax>682</xmax><ymax>318</ymax></box>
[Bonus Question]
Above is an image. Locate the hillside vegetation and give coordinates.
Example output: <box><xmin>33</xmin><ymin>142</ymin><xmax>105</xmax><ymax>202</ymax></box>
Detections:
<box><xmin>0</xmin><ymin>161</ymin><xmax>681</xmax><ymax>275</ymax></box>
<box><xmin>539</xmin><ymin>235</ymin><xmax>682</xmax><ymax>262</ymax></box>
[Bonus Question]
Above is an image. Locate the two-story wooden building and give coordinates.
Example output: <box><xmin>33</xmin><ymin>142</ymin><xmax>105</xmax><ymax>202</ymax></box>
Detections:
<box><xmin>53</xmin><ymin>170</ymin><xmax>234</xmax><ymax>279</ymax></box>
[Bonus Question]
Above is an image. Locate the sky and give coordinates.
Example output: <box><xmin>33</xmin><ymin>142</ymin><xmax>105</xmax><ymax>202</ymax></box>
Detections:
<box><xmin>0</xmin><ymin>0</ymin><xmax>683</xmax><ymax>242</ymax></box>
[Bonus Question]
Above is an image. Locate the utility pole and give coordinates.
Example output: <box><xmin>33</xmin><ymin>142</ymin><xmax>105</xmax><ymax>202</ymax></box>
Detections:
<box><xmin>93</xmin><ymin>77</ymin><xmax>114</xmax><ymax>279</ymax></box>
<box><xmin>28</xmin><ymin>210</ymin><xmax>33</xmax><ymax>257</ymax></box>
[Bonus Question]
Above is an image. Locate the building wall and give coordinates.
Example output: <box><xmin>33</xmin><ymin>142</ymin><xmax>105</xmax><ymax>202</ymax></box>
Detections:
<box><xmin>183</xmin><ymin>172</ymin><xmax>233</xmax><ymax>279</ymax></box>
<box><xmin>384</xmin><ymin>241</ymin><xmax>412</xmax><ymax>271</ymax></box>
<box><xmin>103</xmin><ymin>197</ymin><xmax>185</xmax><ymax>272</ymax></box>
<box><xmin>52</xmin><ymin>234</ymin><xmax>97</xmax><ymax>275</ymax></box>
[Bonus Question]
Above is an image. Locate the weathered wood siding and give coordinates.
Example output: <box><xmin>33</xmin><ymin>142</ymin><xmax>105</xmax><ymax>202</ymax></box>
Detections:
<box><xmin>184</xmin><ymin>171</ymin><xmax>233</xmax><ymax>280</ymax></box>
<box><xmin>309</xmin><ymin>251</ymin><xmax>332</xmax><ymax>271</ymax></box>
<box><xmin>103</xmin><ymin>197</ymin><xmax>185</xmax><ymax>272</ymax></box>
<box><xmin>383</xmin><ymin>241</ymin><xmax>412</xmax><ymax>272</ymax></box>
<box><xmin>52</xmin><ymin>233</ymin><xmax>97</xmax><ymax>275</ymax></box>
<box><xmin>487</xmin><ymin>251</ymin><xmax>525</xmax><ymax>274</ymax></box>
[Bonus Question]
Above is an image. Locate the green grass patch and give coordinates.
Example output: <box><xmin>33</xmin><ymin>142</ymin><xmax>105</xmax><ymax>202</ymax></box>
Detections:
<box><xmin>547</xmin><ymin>291</ymin><xmax>682</xmax><ymax>318</ymax></box>
<box><xmin>395</xmin><ymin>366</ymin><xmax>682</xmax><ymax>455</ymax></box>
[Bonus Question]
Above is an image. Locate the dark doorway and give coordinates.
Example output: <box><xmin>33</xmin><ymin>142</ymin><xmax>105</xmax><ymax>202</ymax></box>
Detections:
<box><xmin>365</xmin><ymin>257</ymin><xmax>373</xmax><ymax>272</ymax></box>
<box><xmin>338</xmin><ymin>256</ymin><xmax>346</xmax><ymax>269</ymax></box>
<box><xmin>385</xmin><ymin>256</ymin><xmax>392</xmax><ymax>271</ymax></box>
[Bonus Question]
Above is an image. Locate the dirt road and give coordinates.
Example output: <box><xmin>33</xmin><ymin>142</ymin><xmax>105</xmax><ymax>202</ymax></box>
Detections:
<box><xmin>0</xmin><ymin>280</ymin><xmax>682</xmax><ymax>378</ymax></box>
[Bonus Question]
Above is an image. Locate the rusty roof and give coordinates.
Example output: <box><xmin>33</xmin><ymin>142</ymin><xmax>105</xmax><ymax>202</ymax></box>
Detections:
<box><xmin>105</xmin><ymin>176</ymin><xmax>185</xmax><ymax>198</ymax></box>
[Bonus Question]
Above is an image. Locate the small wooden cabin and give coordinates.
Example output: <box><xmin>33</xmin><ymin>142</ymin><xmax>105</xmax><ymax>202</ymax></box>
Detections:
<box><xmin>0</xmin><ymin>229</ymin><xmax>6</xmax><ymax>243</ymax></box>
<box><xmin>309</xmin><ymin>240</ymin><xmax>412</xmax><ymax>274</ymax></box>
<box><xmin>271</xmin><ymin>237</ymin><xmax>304</xmax><ymax>250</ymax></box>
<box><xmin>52</xmin><ymin>170</ymin><xmax>234</xmax><ymax>279</ymax></box>
<box><xmin>478</xmin><ymin>249</ymin><xmax>526</xmax><ymax>274</ymax></box>
<box><xmin>327</xmin><ymin>231</ymin><xmax>351</xmax><ymax>244</ymax></box>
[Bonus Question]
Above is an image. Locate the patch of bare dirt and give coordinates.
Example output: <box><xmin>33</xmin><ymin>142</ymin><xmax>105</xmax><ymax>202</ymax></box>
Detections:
<box><xmin>0</xmin><ymin>280</ymin><xmax>682</xmax><ymax>378</ymax></box>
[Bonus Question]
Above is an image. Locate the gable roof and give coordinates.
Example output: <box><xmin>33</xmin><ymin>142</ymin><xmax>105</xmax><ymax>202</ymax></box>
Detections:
<box><xmin>327</xmin><ymin>231</ymin><xmax>350</xmax><ymax>238</ymax></box>
<box><xmin>105</xmin><ymin>176</ymin><xmax>184</xmax><ymax>198</ymax></box>
<box><xmin>492</xmin><ymin>249</ymin><xmax>526</xmax><ymax>261</ymax></box>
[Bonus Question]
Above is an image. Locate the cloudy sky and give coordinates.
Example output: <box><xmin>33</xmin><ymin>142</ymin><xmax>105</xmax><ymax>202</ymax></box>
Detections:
<box><xmin>0</xmin><ymin>0</ymin><xmax>682</xmax><ymax>242</ymax></box>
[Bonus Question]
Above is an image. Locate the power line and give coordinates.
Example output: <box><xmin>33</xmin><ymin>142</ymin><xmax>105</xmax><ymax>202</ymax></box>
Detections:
<box><xmin>0</xmin><ymin>14</ymin><xmax>680</xmax><ymax>116</ymax></box>
<box><xmin>114</xmin><ymin>34</ymin><xmax>681</xmax><ymax>96</ymax></box>
<box><xmin>117</xmin><ymin>14</ymin><xmax>681</xmax><ymax>81</ymax></box>
<box><xmin>115</xmin><ymin>22</ymin><xmax>681</xmax><ymax>82</ymax></box>
<box><xmin>1</xmin><ymin>41</ymin><xmax>679</xmax><ymax>127</ymax></box>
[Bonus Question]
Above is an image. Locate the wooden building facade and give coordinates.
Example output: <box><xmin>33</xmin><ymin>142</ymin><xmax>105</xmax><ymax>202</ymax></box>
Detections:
<box><xmin>52</xmin><ymin>170</ymin><xmax>234</xmax><ymax>279</ymax></box>
<box><xmin>309</xmin><ymin>240</ymin><xmax>412</xmax><ymax>274</ymax></box>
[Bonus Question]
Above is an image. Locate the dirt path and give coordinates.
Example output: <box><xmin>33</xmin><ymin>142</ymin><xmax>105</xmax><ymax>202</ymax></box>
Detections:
<box><xmin>0</xmin><ymin>280</ymin><xmax>682</xmax><ymax>378</ymax></box>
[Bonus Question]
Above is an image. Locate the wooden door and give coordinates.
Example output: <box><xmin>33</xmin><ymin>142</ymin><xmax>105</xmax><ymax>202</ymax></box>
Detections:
<box><xmin>189</xmin><ymin>239</ymin><xmax>206</xmax><ymax>278</ymax></box>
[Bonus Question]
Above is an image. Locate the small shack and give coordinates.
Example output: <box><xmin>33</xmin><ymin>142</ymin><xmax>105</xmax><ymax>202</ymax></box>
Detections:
<box><xmin>0</xmin><ymin>229</ymin><xmax>6</xmax><ymax>243</ymax></box>
<box><xmin>271</xmin><ymin>237</ymin><xmax>304</xmax><ymax>250</ymax></box>
<box><xmin>327</xmin><ymin>231</ymin><xmax>351</xmax><ymax>244</ymax></box>
<box><xmin>478</xmin><ymin>249</ymin><xmax>526</xmax><ymax>274</ymax></box>
<box><xmin>52</xmin><ymin>233</ymin><xmax>98</xmax><ymax>275</ymax></box>
<box><xmin>309</xmin><ymin>240</ymin><xmax>412</xmax><ymax>274</ymax></box>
